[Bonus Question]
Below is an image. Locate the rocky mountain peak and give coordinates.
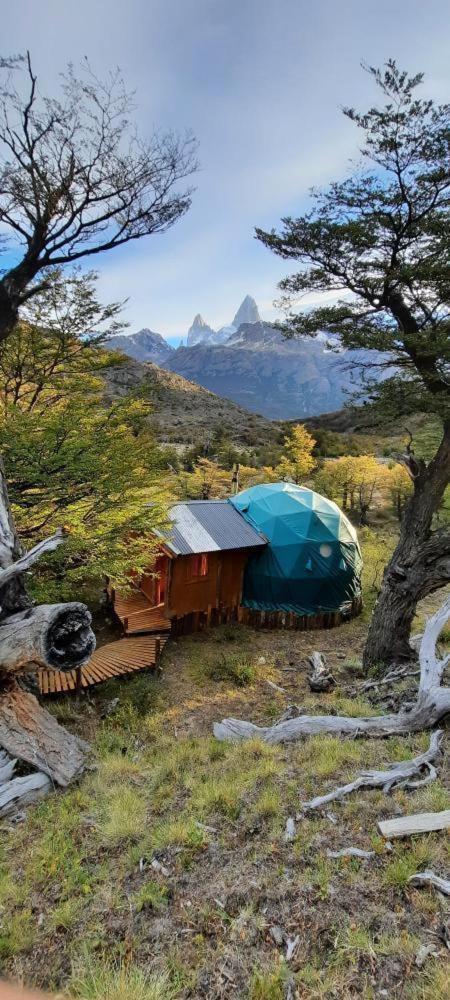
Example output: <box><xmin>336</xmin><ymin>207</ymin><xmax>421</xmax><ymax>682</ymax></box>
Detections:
<box><xmin>187</xmin><ymin>313</ymin><xmax>217</xmax><ymax>347</ymax></box>
<box><xmin>191</xmin><ymin>313</ymin><xmax>207</xmax><ymax>328</ymax></box>
<box><xmin>231</xmin><ymin>295</ymin><xmax>261</xmax><ymax>329</ymax></box>
<box><xmin>105</xmin><ymin>327</ymin><xmax>173</xmax><ymax>365</ymax></box>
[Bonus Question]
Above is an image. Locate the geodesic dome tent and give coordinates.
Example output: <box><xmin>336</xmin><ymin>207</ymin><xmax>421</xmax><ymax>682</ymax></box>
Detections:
<box><xmin>229</xmin><ymin>482</ymin><xmax>362</xmax><ymax>616</ymax></box>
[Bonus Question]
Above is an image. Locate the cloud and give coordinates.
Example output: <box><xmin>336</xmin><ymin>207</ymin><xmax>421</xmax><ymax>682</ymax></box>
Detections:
<box><xmin>1</xmin><ymin>0</ymin><xmax>449</xmax><ymax>333</ymax></box>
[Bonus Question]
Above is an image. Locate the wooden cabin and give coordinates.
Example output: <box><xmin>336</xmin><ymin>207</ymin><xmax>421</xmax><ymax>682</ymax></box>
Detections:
<box><xmin>111</xmin><ymin>500</ymin><xmax>267</xmax><ymax>636</ymax></box>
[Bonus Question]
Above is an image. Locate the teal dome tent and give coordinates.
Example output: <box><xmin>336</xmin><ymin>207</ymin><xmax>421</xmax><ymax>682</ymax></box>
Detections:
<box><xmin>229</xmin><ymin>482</ymin><xmax>362</xmax><ymax>616</ymax></box>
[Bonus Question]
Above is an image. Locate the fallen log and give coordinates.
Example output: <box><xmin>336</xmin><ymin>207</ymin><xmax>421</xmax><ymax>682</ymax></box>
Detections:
<box><xmin>409</xmin><ymin>870</ymin><xmax>450</xmax><ymax>896</ymax></box>
<box><xmin>378</xmin><ymin>809</ymin><xmax>450</xmax><ymax>840</ymax></box>
<box><xmin>0</xmin><ymin>770</ymin><xmax>51</xmax><ymax>817</ymax></box>
<box><xmin>326</xmin><ymin>847</ymin><xmax>375</xmax><ymax>860</ymax></box>
<box><xmin>308</xmin><ymin>651</ymin><xmax>335</xmax><ymax>692</ymax></box>
<box><xmin>0</xmin><ymin>685</ymin><xmax>87</xmax><ymax>786</ymax></box>
<box><xmin>298</xmin><ymin>730</ymin><xmax>442</xmax><ymax>812</ymax></box>
<box><xmin>213</xmin><ymin>594</ymin><xmax>450</xmax><ymax>742</ymax></box>
<box><xmin>0</xmin><ymin>456</ymin><xmax>94</xmax><ymax>793</ymax></box>
<box><xmin>0</xmin><ymin>602</ymin><xmax>95</xmax><ymax>674</ymax></box>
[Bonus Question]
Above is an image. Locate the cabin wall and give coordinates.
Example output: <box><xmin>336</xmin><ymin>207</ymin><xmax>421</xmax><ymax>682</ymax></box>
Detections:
<box><xmin>167</xmin><ymin>550</ymin><xmax>249</xmax><ymax>617</ymax></box>
<box><xmin>140</xmin><ymin>556</ymin><xmax>170</xmax><ymax>605</ymax></box>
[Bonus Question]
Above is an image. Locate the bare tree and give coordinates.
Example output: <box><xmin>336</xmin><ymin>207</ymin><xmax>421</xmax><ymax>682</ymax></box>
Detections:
<box><xmin>0</xmin><ymin>53</ymin><xmax>197</xmax><ymax>341</ymax></box>
<box><xmin>0</xmin><ymin>53</ymin><xmax>197</xmax><ymax>806</ymax></box>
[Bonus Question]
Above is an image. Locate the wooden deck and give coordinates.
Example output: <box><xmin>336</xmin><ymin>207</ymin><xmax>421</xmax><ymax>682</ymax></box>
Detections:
<box><xmin>113</xmin><ymin>589</ymin><xmax>172</xmax><ymax>635</ymax></box>
<box><xmin>38</xmin><ymin>635</ymin><xmax>168</xmax><ymax>696</ymax></box>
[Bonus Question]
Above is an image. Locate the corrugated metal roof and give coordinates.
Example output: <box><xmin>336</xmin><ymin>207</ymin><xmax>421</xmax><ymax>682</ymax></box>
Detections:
<box><xmin>165</xmin><ymin>500</ymin><xmax>267</xmax><ymax>555</ymax></box>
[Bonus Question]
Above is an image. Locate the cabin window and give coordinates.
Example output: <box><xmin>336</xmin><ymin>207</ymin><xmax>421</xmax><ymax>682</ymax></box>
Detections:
<box><xmin>190</xmin><ymin>553</ymin><xmax>208</xmax><ymax>578</ymax></box>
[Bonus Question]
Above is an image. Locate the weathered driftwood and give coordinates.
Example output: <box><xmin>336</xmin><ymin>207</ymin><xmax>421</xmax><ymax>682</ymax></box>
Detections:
<box><xmin>0</xmin><ymin>602</ymin><xmax>95</xmax><ymax>674</ymax></box>
<box><xmin>284</xmin><ymin>817</ymin><xmax>296</xmax><ymax>841</ymax></box>
<box><xmin>409</xmin><ymin>870</ymin><xmax>450</xmax><ymax>896</ymax></box>
<box><xmin>307</xmin><ymin>651</ymin><xmax>335</xmax><ymax>692</ymax></box>
<box><xmin>378</xmin><ymin>809</ymin><xmax>450</xmax><ymax>839</ymax></box>
<box><xmin>298</xmin><ymin>730</ymin><xmax>442</xmax><ymax>812</ymax></box>
<box><xmin>0</xmin><ymin>686</ymin><xmax>87</xmax><ymax>786</ymax></box>
<box><xmin>213</xmin><ymin>595</ymin><xmax>450</xmax><ymax>742</ymax></box>
<box><xmin>0</xmin><ymin>771</ymin><xmax>51</xmax><ymax>816</ymax></box>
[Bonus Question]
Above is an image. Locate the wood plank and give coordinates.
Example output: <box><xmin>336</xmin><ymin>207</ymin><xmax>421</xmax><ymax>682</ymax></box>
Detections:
<box><xmin>38</xmin><ymin>634</ymin><xmax>168</xmax><ymax>695</ymax></box>
<box><xmin>378</xmin><ymin>810</ymin><xmax>450</xmax><ymax>839</ymax></box>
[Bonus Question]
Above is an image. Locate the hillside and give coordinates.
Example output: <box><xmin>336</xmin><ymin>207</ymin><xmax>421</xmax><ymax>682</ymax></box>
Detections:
<box><xmin>102</xmin><ymin>358</ymin><xmax>283</xmax><ymax>449</ymax></box>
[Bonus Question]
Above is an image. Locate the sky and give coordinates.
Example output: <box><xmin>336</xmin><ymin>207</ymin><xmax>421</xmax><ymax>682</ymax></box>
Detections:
<box><xmin>2</xmin><ymin>0</ymin><xmax>450</xmax><ymax>341</ymax></box>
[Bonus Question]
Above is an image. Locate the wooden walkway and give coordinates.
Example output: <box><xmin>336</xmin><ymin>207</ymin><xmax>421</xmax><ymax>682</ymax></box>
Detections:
<box><xmin>38</xmin><ymin>635</ymin><xmax>168</xmax><ymax>696</ymax></box>
<box><xmin>113</xmin><ymin>590</ymin><xmax>172</xmax><ymax>635</ymax></box>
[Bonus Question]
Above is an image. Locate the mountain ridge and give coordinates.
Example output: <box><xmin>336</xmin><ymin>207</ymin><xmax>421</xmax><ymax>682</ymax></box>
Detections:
<box><xmin>104</xmin><ymin>297</ymin><xmax>389</xmax><ymax>420</ymax></box>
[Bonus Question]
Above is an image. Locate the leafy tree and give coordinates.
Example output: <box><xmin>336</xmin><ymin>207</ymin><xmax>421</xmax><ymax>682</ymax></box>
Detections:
<box><xmin>0</xmin><ymin>53</ymin><xmax>197</xmax><ymax>341</ymax></box>
<box><xmin>256</xmin><ymin>61</ymin><xmax>450</xmax><ymax>666</ymax></box>
<box><xmin>0</xmin><ymin>275</ymin><xmax>172</xmax><ymax>601</ymax></box>
<box><xmin>315</xmin><ymin>455</ymin><xmax>390</xmax><ymax>524</ymax></box>
<box><xmin>0</xmin><ymin>268</ymin><xmax>123</xmax><ymax>412</ymax></box>
<box><xmin>276</xmin><ymin>423</ymin><xmax>316</xmax><ymax>483</ymax></box>
<box><xmin>386</xmin><ymin>462</ymin><xmax>414</xmax><ymax>521</ymax></box>
<box><xmin>1</xmin><ymin>386</ymin><xmax>170</xmax><ymax>603</ymax></box>
<box><xmin>180</xmin><ymin>458</ymin><xmax>231</xmax><ymax>500</ymax></box>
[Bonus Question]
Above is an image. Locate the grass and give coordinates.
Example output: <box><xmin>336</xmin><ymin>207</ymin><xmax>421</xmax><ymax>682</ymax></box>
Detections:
<box><xmin>0</xmin><ymin>909</ymin><xmax>35</xmax><ymax>959</ymax></box>
<box><xmin>249</xmin><ymin>960</ymin><xmax>289</xmax><ymax>999</ymax></box>
<box><xmin>203</xmin><ymin>651</ymin><xmax>256</xmax><ymax>686</ymax></box>
<box><xmin>69</xmin><ymin>954</ymin><xmax>179</xmax><ymax>1000</ymax></box>
<box><xmin>1</xmin><ymin>538</ymin><xmax>449</xmax><ymax>997</ymax></box>
<box><xmin>133</xmin><ymin>880</ymin><xmax>169</xmax><ymax>912</ymax></box>
<box><xmin>98</xmin><ymin>785</ymin><xmax>148</xmax><ymax>844</ymax></box>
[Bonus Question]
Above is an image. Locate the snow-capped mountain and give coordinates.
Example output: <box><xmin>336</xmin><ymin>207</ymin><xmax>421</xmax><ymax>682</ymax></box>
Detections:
<box><xmin>187</xmin><ymin>295</ymin><xmax>262</xmax><ymax>346</ymax></box>
<box><xmin>103</xmin><ymin>297</ymin><xmax>390</xmax><ymax>420</ymax></box>
<box><xmin>187</xmin><ymin>314</ymin><xmax>221</xmax><ymax>347</ymax></box>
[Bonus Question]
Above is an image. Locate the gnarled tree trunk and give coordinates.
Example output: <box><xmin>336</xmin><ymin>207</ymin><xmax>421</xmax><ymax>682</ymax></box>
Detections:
<box><xmin>363</xmin><ymin>421</ymin><xmax>450</xmax><ymax>669</ymax></box>
<box><xmin>0</xmin><ymin>457</ymin><xmax>95</xmax><ymax>789</ymax></box>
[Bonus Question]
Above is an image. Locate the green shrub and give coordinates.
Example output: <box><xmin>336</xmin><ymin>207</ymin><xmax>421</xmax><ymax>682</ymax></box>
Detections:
<box><xmin>205</xmin><ymin>652</ymin><xmax>255</xmax><ymax>686</ymax></box>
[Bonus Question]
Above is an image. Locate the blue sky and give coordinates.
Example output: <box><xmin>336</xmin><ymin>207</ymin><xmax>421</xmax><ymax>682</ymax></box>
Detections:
<box><xmin>3</xmin><ymin>0</ymin><xmax>450</xmax><ymax>339</ymax></box>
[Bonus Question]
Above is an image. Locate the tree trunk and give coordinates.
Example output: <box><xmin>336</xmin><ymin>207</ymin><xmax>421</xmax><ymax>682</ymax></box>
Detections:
<box><xmin>0</xmin><ymin>457</ymin><xmax>95</xmax><ymax>789</ymax></box>
<box><xmin>0</xmin><ymin>684</ymin><xmax>87</xmax><ymax>785</ymax></box>
<box><xmin>363</xmin><ymin>422</ymin><xmax>450</xmax><ymax>669</ymax></box>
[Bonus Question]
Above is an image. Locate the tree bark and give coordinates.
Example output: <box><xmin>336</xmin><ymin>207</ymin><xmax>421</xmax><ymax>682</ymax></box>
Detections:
<box><xmin>0</xmin><ymin>684</ymin><xmax>87</xmax><ymax>785</ymax></box>
<box><xmin>0</xmin><ymin>457</ymin><xmax>94</xmax><ymax>788</ymax></box>
<box><xmin>363</xmin><ymin>421</ymin><xmax>450</xmax><ymax>669</ymax></box>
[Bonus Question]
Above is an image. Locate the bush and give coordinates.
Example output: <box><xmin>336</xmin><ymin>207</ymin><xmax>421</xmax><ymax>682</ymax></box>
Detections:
<box><xmin>205</xmin><ymin>653</ymin><xmax>255</xmax><ymax>686</ymax></box>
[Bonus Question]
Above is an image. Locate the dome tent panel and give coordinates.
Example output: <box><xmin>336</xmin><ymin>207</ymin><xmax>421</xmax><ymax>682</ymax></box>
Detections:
<box><xmin>229</xmin><ymin>482</ymin><xmax>362</xmax><ymax>616</ymax></box>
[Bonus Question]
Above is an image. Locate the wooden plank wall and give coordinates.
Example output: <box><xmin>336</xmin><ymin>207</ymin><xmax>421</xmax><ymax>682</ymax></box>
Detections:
<box><xmin>170</xmin><ymin>597</ymin><xmax>362</xmax><ymax>637</ymax></box>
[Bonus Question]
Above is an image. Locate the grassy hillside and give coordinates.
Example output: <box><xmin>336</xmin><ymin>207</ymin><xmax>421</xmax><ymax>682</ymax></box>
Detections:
<box><xmin>0</xmin><ymin>536</ymin><xmax>448</xmax><ymax>999</ymax></box>
<box><xmin>103</xmin><ymin>359</ymin><xmax>283</xmax><ymax>452</ymax></box>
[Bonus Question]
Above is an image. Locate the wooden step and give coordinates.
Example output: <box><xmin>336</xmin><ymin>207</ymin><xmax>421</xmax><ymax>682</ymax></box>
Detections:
<box><xmin>113</xmin><ymin>589</ymin><xmax>171</xmax><ymax>635</ymax></box>
<box><xmin>38</xmin><ymin>635</ymin><xmax>168</xmax><ymax>697</ymax></box>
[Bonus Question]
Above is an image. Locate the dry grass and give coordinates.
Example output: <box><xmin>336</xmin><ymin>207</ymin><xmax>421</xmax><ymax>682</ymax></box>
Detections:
<box><xmin>0</xmin><ymin>560</ymin><xmax>448</xmax><ymax>997</ymax></box>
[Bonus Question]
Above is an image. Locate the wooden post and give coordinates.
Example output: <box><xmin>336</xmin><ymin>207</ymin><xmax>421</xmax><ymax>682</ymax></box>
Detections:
<box><xmin>76</xmin><ymin>666</ymin><xmax>83</xmax><ymax>692</ymax></box>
